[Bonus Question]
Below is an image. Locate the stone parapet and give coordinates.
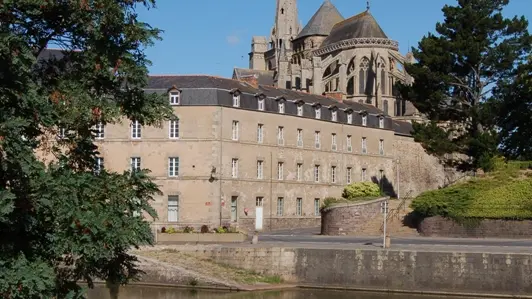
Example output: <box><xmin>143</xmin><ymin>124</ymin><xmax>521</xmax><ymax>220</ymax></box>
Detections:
<box><xmin>321</xmin><ymin>197</ymin><xmax>387</xmax><ymax>235</ymax></box>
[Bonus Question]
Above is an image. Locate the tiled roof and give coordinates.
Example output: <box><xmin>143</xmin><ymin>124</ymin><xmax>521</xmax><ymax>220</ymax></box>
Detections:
<box><xmin>232</xmin><ymin>68</ymin><xmax>275</xmax><ymax>86</ymax></box>
<box><xmin>321</xmin><ymin>11</ymin><xmax>388</xmax><ymax>47</ymax></box>
<box><xmin>296</xmin><ymin>0</ymin><xmax>344</xmax><ymax>40</ymax></box>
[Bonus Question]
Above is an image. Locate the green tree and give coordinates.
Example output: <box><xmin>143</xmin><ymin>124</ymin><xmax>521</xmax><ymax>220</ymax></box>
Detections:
<box><xmin>490</xmin><ymin>57</ymin><xmax>532</xmax><ymax>160</ymax></box>
<box><xmin>399</xmin><ymin>0</ymin><xmax>531</xmax><ymax>171</ymax></box>
<box><xmin>0</xmin><ymin>1</ymin><xmax>173</xmax><ymax>298</ymax></box>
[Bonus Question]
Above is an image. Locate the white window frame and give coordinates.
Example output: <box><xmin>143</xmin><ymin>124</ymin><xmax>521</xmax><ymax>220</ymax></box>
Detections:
<box><xmin>257</xmin><ymin>160</ymin><xmax>264</xmax><ymax>179</ymax></box>
<box><xmin>277</xmin><ymin>162</ymin><xmax>284</xmax><ymax>180</ymax></box>
<box><xmin>277</xmin><ymin>197</ymin><xmax>284</xmax><ymax>216</ymax></box>
<box><xmin>362</xmin><ymin>115</ymin><xmax>367</xmax><ymax>127</ymax></box>
<box><xmin>379</xmin><ymin>139</ymin><xmax>384</xmax><ymax>155</ymax></box>
<box><xmin>256</xmin><ymin>197</ymin><xmax>264</xmax><ymax>207</ymax></box>
<box><xmin>231</xmin><ymin>158</ymin><xmax>239</xmax><ymax>178</ymax></box>
<box><xmin>296</xmin><ymin>163</ymin><xmax>303</xmax><ymax>181</ymax></box>
<box><xmin>379</xmin><ymin>117</ymin><xmax>384</xmax><ymax>129</ymax></box>
<box><xmin>95</xmin><ymin>123</ymin><xmax>105</xmax><ymax>139</ymax></box>
<box><xmin>331</xmin><ymin>133</ymin><xmax>337</xmax><ymax>151</ymax></box>
<box><xmin>232</xmin><ymin>93</ymin><xmax>240</xmax><ymax>107</ymax></box>
<box><xmin>95</xmin><ymin>157</ymin><xmax>104</xmax><ymax>173</ymax></box>
<box><xmin>169</xmin><ymin>91</ymin><xmax>180</xmax><ymax>105</ymax></box>
<box><xmin>278</xmin><ymin>102</ymin><xmax>285</xmax><ymax>114</ymax></box>
<box><xmin>168</xmin><ymin>157</ymin><xmax>179</xmax><ymax>177</ymax></box>
<box><xmin>58</xmin><ymin>127</ymin><xmax>66</xmax><ymax>139</ymax></box>
<box><xmin>315</xmin><ymin>107</ymin><xmax>321</xmax><ymax>119</ymax></box>
<box><xmin>297</xmin><ymin>129</ymin><xmax>303</xmax><ymax>147</ymax></box>
<box><xmin>347</xmin><ymin>113</ymin><xmax>353</xmax><ymax>124</ymax></box>
<box><xmin>167</xmin><ymin>195</ymin><xmax>179</xmax><ymax>222</ymax></box>
<box><xmin>314</xmin><ymin>199</ymin><xmax>320</xmax><ymax>216</ymax></box>
<box><xmin>346</xmin><ymin>167</ymin><xmax>352</xmax><ymax>184</ymax></box>
<box><xmin>331</xmin><ymin>166</ymin><xmax>337</xmax><ymax>183</ymax></box>
<box><xmin>232</xmin><ymin>121</ymin><xmax>239</xmax><ymax>141</ymax></box>
<box><xmin>258</xmin><ymin>98</ymin><xmax>265</xmax><ymax>111</ymax></box>
<box><xmin>297</xmin><ymin>104</ymin><xmax>304</xmax><ymax>116</ymax></box>
<box><xmin>130</xmin><ymin>157</ymin><xmax>141</xmax><ymax>172</ymax></box>
<box><xmin>314</xmin><ymin>165</ymin><xmax>320</xmax><ymax>182</ymax></box>
<box><xmin>169</xmin><ymin>119</ymin><xmax>179</xmax><ymax>139</ymax></box>
<box><xmin>347</xmin><ymin>135</ymin><xmax>352</xmax><ymax>152</ymax></box>
<box><xmin>331</xmin><ymin>110</ymin><xmax>337</xmax><ymax>122</ymax></box>
<box><xmin>277</xmin><ymin>126</ymin><xmax>284</xmax><ymax>146</ymax></box>
<box><xmin>315</xmin><ymin>131</ymin><xmax>321</xmax><ymax>149</ymax></box>
<box><xmin>362</xmin><ymin>137</ymin><xmax>367</xmax><ymax>154</ymax></box>
<box><xmin>131</xmin><ymin>120</ymin><xmax>141</xmax><ymax>139</ymax></box>
<box><xmin>296</xmin><ymin>198</ymin><xmax>303</xmax><ymax>216</ymax></box>
<box><xmin>257</xmin><ymin>124</ymin><xmax>263</xmax><ymax>143</ymax></box>
<box><xmin>362</xmin><ymin>168</ymin><xmax>367</xmax><ymax>181</ymax></box>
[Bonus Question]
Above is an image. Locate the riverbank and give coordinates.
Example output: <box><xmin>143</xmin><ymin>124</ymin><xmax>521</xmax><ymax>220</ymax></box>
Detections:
<box><xmin>134</xmin><ymin>244</ymin><xmax>532</xmax><ymax>298</ymax></box>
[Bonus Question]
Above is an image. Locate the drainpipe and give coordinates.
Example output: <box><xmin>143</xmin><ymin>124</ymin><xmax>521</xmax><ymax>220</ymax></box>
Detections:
<box><xmin>269</xmin><ymin>151</ymin><xmax>273</xmax><ymax>231</ymax></box>
<box><xmin>396</xmin><ymin>159</ymin><xmax>400</xmax><ymax>200</ymax></box>
<box><xmin>219</xmin><ymin>107</ymin><xmax>223</xmax><ymax>227</ymax></box>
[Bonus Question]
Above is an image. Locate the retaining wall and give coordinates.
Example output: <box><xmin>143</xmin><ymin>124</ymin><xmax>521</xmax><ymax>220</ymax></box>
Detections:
<box><xmin>418</xmin><ymin>216</ymin><xmax>532</xmax><ymax>238</ymax></box>
<box><xmin>320</xmin><ymin>198</ymin><xmax>386</xmax><ymax>235</ymax></box>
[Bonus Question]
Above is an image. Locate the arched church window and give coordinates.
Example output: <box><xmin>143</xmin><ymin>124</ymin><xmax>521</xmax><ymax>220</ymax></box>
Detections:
<box><xmin>359</xmin><ymin>57</ymin><xmax>369</xmax><ymax>95</ymax></box>
<box><xmin>383</xmin><ymin>100</ymin><xmax>389</xmax><ymax>115</ymax></box>
<box><xmin>381</xmin><ymin>68</ymin><xmax>386</xmax><ymax>95</ymax></box>
<box><xmin>347</xmin><ymin>77</ymin><xmax>354</xmax><ymax>95</ymax></box>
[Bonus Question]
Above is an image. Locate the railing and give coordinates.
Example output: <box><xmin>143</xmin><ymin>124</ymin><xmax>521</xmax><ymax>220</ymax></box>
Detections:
<box><xmin>379</xmin><ymin>190</ymin><xmax>414</xmax><ymax>233</ymax></box>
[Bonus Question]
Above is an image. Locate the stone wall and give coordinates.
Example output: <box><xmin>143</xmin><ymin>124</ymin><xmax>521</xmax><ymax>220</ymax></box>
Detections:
<box><xmin>173</xmin><ymin>246</ymin><xmax>532</xmax><ymax>296</ymax></box>
<box><xmin>419</xmin><ymin>216</ymin><xmax>532</xmax><ymax>239</ymax></box>
<box><xmin>239</xmin><ymin>218</ymin><xmax>321</xmax><ymax>233</ymax></box>
<box><xmin>320</xmin><ymin>198</ymin><xmax>386</xmax><ymax>235</ymax></box>
<box><xmin>393</xmin><ymin>135</ymin><xmax>465</xmax><ymax>198</ymax></box>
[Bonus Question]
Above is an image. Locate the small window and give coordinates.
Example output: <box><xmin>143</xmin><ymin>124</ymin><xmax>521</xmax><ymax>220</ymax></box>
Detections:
<box><xmin>257</xmin><ymin>124</ymin><xmax>263</xmax><ymax>143</ymax></box>
<box><xmin>379</xmin><ymin>117</ymin><xmax>385</xmax><ymax>129</ymax></box>
<box><xmin>130</xmin><ymin>157</ymin><xmax>141</xmax><ymax>172</ymax></box>
<box><xmin>362</xmin><ymin>115</ymin><xmax>367</xmax><ymax>127</ymax></box>
<box><xmin>297</xmin><ymin>104</ymin><xmax>304</xmax><ymax>116</ymax></box>
<box><xmin>346</xmin><ymin>135</ymin><xmax>352</xmax><ymax>152</ymax></box>
<box><xmin>296</xmin><ymin>198</ymin><xmax>303</xmax><ymax>216</ymax></box>
<box><xmin>169</xmin><ymin>119</ymin><xmax>179</xmax><ymax>139</ymax></box>
<box><xmin>277</xmin><ymin>162</ymin><xmax>284</xmax><ymax>180</ymax></box>
<box><xmin>232</xmin><ymin>121</ymin><xmax>239</xmax><ymax>141</ymax></box>
<box><xmin>297</xmin><ymin>129</ymin><xmax>303</xmax><ymax>147</ymax></box>
<box><xmin>232</xmin><ymin>158</ymin><xmax>239</xmax><ymax>178</ymax></box>
<box><xmin>256</xmin><ymin>197</ymin><xmax>264</xmax><ymax>207</ymax></box>
<box><xmin>232</xmin><ymin>93</ymin><xmax>240</xmax><ymax>107</ymax></box>
<box><xmin>168</xmin><ymin>157</ymin><xmax>179</xmax><ymax>177</ymax></box>
<box><xmin>277</xmin><ymin>197</ymin><xmax>284</xmax><ymax>216</ymax></box>
<box><xmin>379</xmin><ymin>139</ymin><xmax>384</xmax><ymax>155</ymax></box>
<box><xmin>362</xmin><ymin>137</ymin><xmax>367</xmax><ymax>154</ymax></box>
<box><xmin>346</xmin><ymin>167</ymin><xmax>352</xmax><ymax>184</ymax></box>
<box><xmin>169</xmin><ymin>91</ymin><xmax>180</xmax><ymax>105</ymax></box>
<box><xmin>95</xmin><ymin>157</ymin><xmax>104</xmax><ymax>173</ymax></box>
<box><xmin>331</xmin><ymin>166</ymin><xmax>337</xmax><ymax>183</ymax></box>
<box><xmin>347</xmin><ymin>113</ymin><xmax>353</xmax><ymax>124</ymax></box>
<box><xmin>95</xmin><ymin>123</ymin><xmax>105</xmax><ymax>139</ymax></box>
<box><xmin>131</xmin><ymin>120</ymin><xmax>141</xmax><ymax>139</ymax></box>
<box><xmin>58</xmin><ymin>127</ymin><xmax>66</xmax><ymax>139</ymax></box>
<box><xmin>258</xmin><ymin>98</ymin><xmax>265</xmax><ymax>111</ymax></box>
<box><xmin>314</xmin><ymin>131</ymin><xmax>321</xmax><ymax>149</ymax></box>
<box><xmin>167</xmin><ymin>195</ymin><xmax>179</xmax><ymax>222</ymax></box>
<box><xmin>331</xmin><ymin>110</ymin><xmax>337</xmax><ymax>122</ymax></box>
<box><xmin>331</xmin><ymin>133</ymin><xmax>337</xmax><ymax>151</ymax></box>
<box><xmin>257</xmin><ymin>160</ymin><xmax>264</xmax><ymax>179</ymax></box>
<box><xmin>277</xmin><ymin>126</ymin><xmax>284</xmax><ymax>145</ymax></box>
<box><xmin>315</xmin><ymin>107</ymin><xmax>321</xmax><ymax>119</ymax></box>
<box><xmin>314</xmin><ymin>165</ymin><xmax>320</xmax><ymax>182</ymax></box>
<box><xmin>362</xmin><ymin>168</ymin><xmax>367</xmax><ymax>181</ymax></box>
<box><xmin>314</xmin><ymin>199</ymin><xmax>320</xmax><ymax>216</ymax></box>
<box><xmin>278</xmin><ymin>102</ymin><xmax>285</xmax><ymax>114</ymax></box>
<box><xmin>296</xmin><ymin>163</ymin><xmax>303</xmax><ymax>181</ymax></box>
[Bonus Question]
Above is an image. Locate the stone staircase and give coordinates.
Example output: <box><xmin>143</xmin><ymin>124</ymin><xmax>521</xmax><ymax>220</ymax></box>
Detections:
<box><xmin>354</xmin><ymin>199</ymin><xmax>419</xmax><ymax>237</ymax></box>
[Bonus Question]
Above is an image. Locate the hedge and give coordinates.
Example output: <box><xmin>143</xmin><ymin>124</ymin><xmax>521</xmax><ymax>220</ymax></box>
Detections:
<box><xmin>411</xmin><ymin>170</ymin><xmax>532</xmax><ymax>220</ymax></box>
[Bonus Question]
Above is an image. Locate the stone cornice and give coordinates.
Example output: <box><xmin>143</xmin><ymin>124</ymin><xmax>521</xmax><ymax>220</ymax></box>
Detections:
<box><xmin>314</xmin><ymin>38</ymin><xmax>399</xmax><ymax>57</ymax></box>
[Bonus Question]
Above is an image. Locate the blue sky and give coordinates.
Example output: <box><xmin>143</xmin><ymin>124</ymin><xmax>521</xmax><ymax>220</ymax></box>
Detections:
<box><xmin>137</xmin><ymin>0</ymin><xmax>531</xmax><ymax>78</ymax></box>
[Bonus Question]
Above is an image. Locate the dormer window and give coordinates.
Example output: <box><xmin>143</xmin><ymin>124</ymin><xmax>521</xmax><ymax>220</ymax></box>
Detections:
<box><xmin>314</xmin><ymin>105</ymin><xmax>321</xmax><ymax>119</ymax></box>
<box><xmin>347</xmin><ymin>113</ymin><xmax>353</xmax><ymax>124</ymax></box>
<box><xmin>232</xmin><ymin>92</ymin><xmax>240</xmax><ymax>107</ymax></box>
<box><xmin>296</xmin><ymin>100</ymin><xmax>304</xmax><ymax>116</ymax></box>
<box><xmin>379</xmin><ymin>116</ymin><xmax>385</xmax><ymax>129</ymax></box>
<box><xmin>331</xmin><ymin>109</ymin><xmax>338</xmax><ymax>122</ymax></box>
<box><xmin>278</xmin><ymin>102</ymin><xmax>285</xmax><ymax>114</ymax></box>
<box><xmin>169</xmin><ymin>90</ymin><xmax>180</xmax><ymax>105</ymax></box>
<box><xmin>362</xmin><ymin>114</ymin><xmax>368</xmax><ymax>126</ymax></box>
<box><xmin>257</xmin><ymin>95</ymin><xmax>265</xmax><ymax>111</ymax></box>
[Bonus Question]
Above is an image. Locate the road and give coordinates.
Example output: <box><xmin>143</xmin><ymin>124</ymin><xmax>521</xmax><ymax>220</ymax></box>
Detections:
<box><xmin>258</xmin><ymin>227</ymin><xmax>532</xmax><ymax>249</ymax></box>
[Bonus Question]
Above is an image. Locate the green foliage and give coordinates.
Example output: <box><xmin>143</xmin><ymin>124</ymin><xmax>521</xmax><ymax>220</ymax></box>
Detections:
<box><xmin>342</xmin><ymin>182</ymin><xmax>381</xmax><ymax>200</ymax></box>
<box><xmin>399</xmin><ymin>0</ymin><xmax>531</xmax><ymax>170</ymax></box>
<box><xmin>0</xmin><ymin>0</ymin><xmax>174</xmax><ymax>297</ymax></box>
<box><xmin>411</xmin><ymin>168</ymin><xmax>532</xmax><ymax>220</ymax></box>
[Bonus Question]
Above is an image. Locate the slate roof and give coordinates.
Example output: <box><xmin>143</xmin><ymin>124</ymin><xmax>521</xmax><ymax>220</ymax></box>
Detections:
<box><xmin>37</xmin><ymin>48</ymin><xmax>65</xmax><ymax>61</ymax></box>
<box><xmin>393</xmin><ymin>120</ymin><xmax>413</xmax><ymax>136</ymax></box>
<box><xmin>232</xmin><ymin>68</ymin><xmax>275</xmax><ymax>86</ymax></box>
<box><xmin>296</xmin><ymin>0</ymin><xmax>344</xmax><ymax>40</ymax></box>
<box><xmin>321</xmin><ymin>11</ymin><xmax>388</xmax><ymax>47</ymax></box>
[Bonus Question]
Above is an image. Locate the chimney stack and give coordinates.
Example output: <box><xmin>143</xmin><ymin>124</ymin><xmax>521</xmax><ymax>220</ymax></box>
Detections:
<box><xmin>324</xmin><ymin>91</ymin><xmax>345</xmax><ymax>103</ymax></box>
<box><xmin>240</xmin><ymin>74</ymin><xmax>259</xmax><ymax>88</ymax></box>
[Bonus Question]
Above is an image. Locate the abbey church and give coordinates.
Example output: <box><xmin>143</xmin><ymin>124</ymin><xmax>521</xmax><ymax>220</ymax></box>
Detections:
<box><xmin>233</xmin><ymin>0</ymin><xmax>421</xmax><ymax>121</ymax></box>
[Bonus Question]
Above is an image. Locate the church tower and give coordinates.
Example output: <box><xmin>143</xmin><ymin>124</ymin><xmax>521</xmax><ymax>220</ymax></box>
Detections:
<box><xmin>272</xmin><ymin>0</ymin><xmax>300</xmax><ymax>89</ymax></box>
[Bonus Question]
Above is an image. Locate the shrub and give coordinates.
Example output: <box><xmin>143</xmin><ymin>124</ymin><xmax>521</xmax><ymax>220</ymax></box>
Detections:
<box><xmin>214</xmin><ymin>226</ymin><xmax>226</xmax><ymax>233</ymax></box>
<box><xmin>160</xmin><ymin>226</ymin><xmax>166</xmax><ymax>233</ymax></box>
<box><xmin>183</xmin><ymin>226</ymin><xmax>194</xmax><ymax>233</ymax></box>
<box><xmin>342</xmin><ymin>182</ymin><xmax>381</xmax><ymax>200</ymax></box>
<box><xmin>166</xmin><ymin>227</ymin><xmax>176</xmax><ymax>234</ymax></box>
<box><xmin>200</xmin><ymin>225</ymin><xmax>209</xmax><ymax>233</ymax></box>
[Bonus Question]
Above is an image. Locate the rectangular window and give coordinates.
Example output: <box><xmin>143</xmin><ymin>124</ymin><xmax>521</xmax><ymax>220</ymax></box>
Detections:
<box><xmin>346</xmin><ymin>167</ymin><xmax>352</xmax><ymax>184</ymax></box>
<box><xmin>256</xmin><ymin>197</ymin><xmax>264</xmax><ymax>207</ymax></box>
<box><xmin>362</xmin><ymin>137</ymin><xmax>367</xmax><ymax>154</ymax></box>
<box><xmin>362</xmin><ymin>168</ymin><xmax>367</xmax><ymax>181</ymax></box>
<box><xmin>169</xmin><ymin>119</ymin><xmax>179</xmax><ymax>139</ymax></box>
<box><xmin>257</xmin><ymin>124</ymin><xmax>263</xmax><ymax>143</ymax></box>
<box><xmin>314</xmin><ymin>165</ymin><xmax>320</xmax><ymax>183</ymax></box>
<box><xmin>232</xmin><ymin>121</ymin><xmax>239</xmax><ymax>141</ymax></box>
<box><xmin>315</xmin><ymin>131</ymin><xmax>321</xmax><ymax>149</ymax></box>
<box><xmin>331</xmin><ymin>166</ymin><xmax>337</xmax><ymax>183</ymax></box>
<box><xmin>347</xmin><ymin>135</ymin><xmax>352</xmax><ymax>152</ymax></box>
<box><xmin>331</xmin><ymin>110</ymin><xmax>337</xmax><ymax>122</ymax></box>
<box><xmin>231</xmin><ymin>158</ymin><xmax>238</xmax><ymax>178</ymax></box>
<box><xmin>131</xmin><ymin>120</ymin><xmax>141</xmax><ymax>139</ymax></box>
<box><xmin>95</xmin><ymin>157</ymin><xmax>104</xmax><ymax>173</ymax></box>
<box><xmin>331</xmin><ymin>133</ymin><xmax>337</xmax><ymax>151</ymax></box>
<box><xmin>297</xmin><ymin>129</ymin><xmax>303</xmax><ymax>147</ymax></box>
<box><xmin>277</xmin><ymin>126</ymin><xmax>284</xmax><ymax>145</ymax></box>
<box><xmin>297</xmin><ymin>104</ymin><xmax>303</xmax><ymax>116</ymax></box>
<box><xmin>379</xmin><ymin>117</ymin><xmax>384</xmax><ymax>129</ymax></box>
<box><xmin>231</xmin><ymin>196</ymin><xmax>238</xmax><ymax>222</ymax></box>
<box><xmin>296</xmin><ymin>198</ymin><xmax>303</xmax><ymax>216</ymax></box>
<box><xmin>168</xmin><ymin>157</ymin><xmax>179</xmax><ymax>177</ymax></box>
<box><xmin>232</xmin><ymin>94</ymin><xmax>240</xmax><ymax>107</ymax></box>
<box><xmin>130</xmin><ymin>157</ymin><xmax>141</xmax><ymax>172</ymax></box>
<box><xmin>347</xmin><ymin>113</ymin><xmax>353</xmax><ymax>124</ymax></box>
<box><xmin>296</xmin><ymin>163</ymin><xmax>303</xmax><ymax>181</ymax></box>
<box><xmin>278</xmin><ymin>102</ymin><xmax>285</xmax><ymax>113</ymax></box>
<box><xmin>95</xmin><ymin>123</ymin><xmax>105</xmax><ymax>139</ymax></box>
<box><xmin>380</xmin><ymin>169</ymin><xmax>385</xmax><ymax>180</ymax></box>
<box><xmin>277</xmin><ymin>162</ymin><xmax>284</xmax><ymax>180</ymax></box>
<box><xmin>167</xmin><ymin>195</ymin><xmax>179</xmax><ymax>222</ymax></box>
<box><xmin>379</xmin><ymin>139</ymin><xmax>384</xmax><ymax>155</ymax></box>
<box><xmin>258</xmin><ymin>98</ymin><xmax>265</xmax><ymax>111</ymax></box>
<box><xmin>169</xmin><ymin>91</ymin><xmax>180</xmax><ymax>105</ymax></box>
<box><xmin>362</xmin><ymin>115</ymin><xmax>367</xmax><ymax>127</ymax></box>
<box><xmin>315</xmin><ymin>107</ymin><xmax>321</xmax><ymax>119</ymax></box>
<box><xmin>314</xmin><ymin>198</ymin><xmax>320</xmax><ymax>216</ymax></box>
<box><xmin>277</xmin><ymin>197</ymin><xmax>284</xmax><ymax>216</ymax></box>
<box><xmin>257</xmin><ymin>160</ymin><xmax>264</xmax><ymax>179</ymax></box>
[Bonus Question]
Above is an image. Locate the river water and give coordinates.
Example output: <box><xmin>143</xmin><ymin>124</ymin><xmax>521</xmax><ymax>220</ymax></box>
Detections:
<box><xmin>87</xmin><ymin>285</ymin><xmax>477</xmax><ymax>299</ymax></box>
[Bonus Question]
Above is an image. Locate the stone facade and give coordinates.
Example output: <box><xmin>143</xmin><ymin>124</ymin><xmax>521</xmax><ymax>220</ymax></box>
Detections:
<box><xmin>320</xmin><ymin>198</ymin><xmax>386</xmax><ymax>235</ymax></box>
<box><xmin>419</xmin><ymin>216</ymin><xmax>532</xmax><ymax>239</ymax></box>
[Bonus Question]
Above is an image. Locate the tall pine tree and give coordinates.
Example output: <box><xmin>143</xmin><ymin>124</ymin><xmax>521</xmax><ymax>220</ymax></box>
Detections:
<box><xmin>0</xmin><ymin>1</ymin><xmax>173</xmax><ymax>298</ymax></box>
<box><xmin>400</xmin><ymin>0</ymin><xmax>531</xmax><ymax>170</ymax></box>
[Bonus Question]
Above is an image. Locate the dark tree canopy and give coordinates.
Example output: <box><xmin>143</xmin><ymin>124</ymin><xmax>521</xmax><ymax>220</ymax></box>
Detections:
<box><xmin>0</xmin><ymin>0</ymin><xmax>173</xmax><ymax>298</ymax></box>
<box><xmin>400</xmin><ymin>0</ymin><xmax>531</xmax><ymax>170</ymax></box>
